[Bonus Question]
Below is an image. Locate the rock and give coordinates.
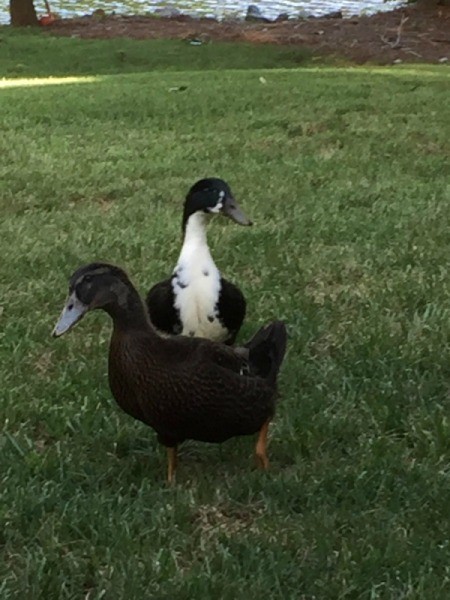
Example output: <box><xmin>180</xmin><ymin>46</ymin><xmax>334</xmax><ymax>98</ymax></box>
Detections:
<box><xmin>246</xmin><ymin>4</ymin><xmax>263</xmax><ymax>17</ymax></box>
<box><xmin>393</xmin><ymin>58</ymin><xmax>403</xmax><ymax>64</ymax></box>
<box><xmin>92</xmin><ymin>8</ymin><xmax>106</xmax><ymax>20</ymax></box>
<box><xmin>438</xmin><ymin>57</ymin><xmax>448</xmax><ymax>63</ymax></box>
<box><xmin>296</xmin><ymin>10</ymin><xmax>310</xmax><ymax>20</ymax></box>
<box><xmin>184</xmin><ymin>32</ymin><xmax>210</xmax><ymax>44</ymax></box>
<box><xmin>275</xmin><ymin>13</ymin><xmax>290</xmax><ymax>22</ymax></box>
<box><xmin>154</xmin><ymin>6</ymin><xmax>181</xmax><ymax>18</ymax></box>
<box><xmin>323</xmin><ymin>10</ymin><xmax>343</xmax><ymax>18</ymax></box>
<box><xmin>245</xmin><ymin>5</ymin><xmax>271</xmax><ymax>23</ymax></box>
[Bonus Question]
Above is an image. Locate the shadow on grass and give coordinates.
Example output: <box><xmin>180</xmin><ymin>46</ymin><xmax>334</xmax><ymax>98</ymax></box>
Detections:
<box><xmin>0</xmin><ymin>27</ymin><xmax>312</xmax><ymax>78</ymax></box>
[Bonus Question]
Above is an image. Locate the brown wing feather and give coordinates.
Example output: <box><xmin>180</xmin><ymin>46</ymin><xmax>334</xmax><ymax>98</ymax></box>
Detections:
<box><xmin>108</xmin><ymin>330</ymin><xmax>276</xmax><ymax>447</ymax></box>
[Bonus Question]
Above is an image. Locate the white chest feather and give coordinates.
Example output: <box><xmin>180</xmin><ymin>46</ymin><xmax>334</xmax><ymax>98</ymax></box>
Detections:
<box><xmin>172</xmin><ymin>213</ymin><xmax>228</xmax><ymax>342</ymax></box>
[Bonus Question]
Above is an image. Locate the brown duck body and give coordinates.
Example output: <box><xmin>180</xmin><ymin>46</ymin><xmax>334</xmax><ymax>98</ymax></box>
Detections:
<box><xmin>53</xmin><ymin>262</ymin><xmax>287</xmax><ymax>480</ymax></box>
<box><xmin>109</xmin><ymin>326</ymin><xmax>277</xmax><ymax>448</ymax></box>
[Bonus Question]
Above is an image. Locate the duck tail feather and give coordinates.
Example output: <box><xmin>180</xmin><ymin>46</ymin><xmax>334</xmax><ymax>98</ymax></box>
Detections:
<box><xmin>243</xmin><ymin>320</ymin><xmax>287</xmax><ymax>384</ymax></box>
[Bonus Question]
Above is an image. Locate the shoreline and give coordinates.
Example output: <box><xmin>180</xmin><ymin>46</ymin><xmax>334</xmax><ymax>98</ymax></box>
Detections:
<box><xmin>4</xmin><ymin>4</ymin><xmax>450</xmax><ymax>65</ymax></box>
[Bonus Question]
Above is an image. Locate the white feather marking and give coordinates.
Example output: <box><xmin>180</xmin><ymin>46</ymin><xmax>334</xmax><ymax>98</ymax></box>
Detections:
<box><xmin>208</xmin><ymin>200</ymin><xmax>223</xmax><ymax>214</ymax></box>
<box><xmin>172</xmin><ymin>212</ymin><xmax>228</xmax><ymax>342</ymax></box>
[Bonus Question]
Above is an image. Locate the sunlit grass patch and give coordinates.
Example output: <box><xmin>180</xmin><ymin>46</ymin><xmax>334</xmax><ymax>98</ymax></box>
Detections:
<box><xmin>0</xmin><ymin>75</ymin><xmax>98</xmax><ymax>88</ymax></box>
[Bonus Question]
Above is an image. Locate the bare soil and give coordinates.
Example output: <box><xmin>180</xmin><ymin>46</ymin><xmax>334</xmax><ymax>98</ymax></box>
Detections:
<box><xmin>45</xmin><ymin>5</ymin><xmax>450</xmax><ymax>65</ymax></box>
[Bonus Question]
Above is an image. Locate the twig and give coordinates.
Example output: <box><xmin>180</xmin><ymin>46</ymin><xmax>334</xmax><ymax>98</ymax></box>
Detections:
<box><xmin>403</xmin><ymin>48</ymin><xmax>423</xmax><ymax>58</ymax></box>
<box><xmin>380</xmin><ymin>14</ymin><xmax>409</xmax><ymax>49</ymax></box>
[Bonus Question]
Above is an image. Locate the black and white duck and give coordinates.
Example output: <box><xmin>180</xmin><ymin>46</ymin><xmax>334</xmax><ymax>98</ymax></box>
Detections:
<box><xmin>146</xmin><ymin>178</ymin><xmax>252</xmax><ymax>345</ymax></box>
<box><xmin>53</xmin><ymin>263</ymin><xmax>287</xmax><ymax>483</ymax></box>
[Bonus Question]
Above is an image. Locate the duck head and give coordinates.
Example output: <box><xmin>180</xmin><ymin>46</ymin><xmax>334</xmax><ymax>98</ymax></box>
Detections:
<box><xmin>182</xmin><ymin>178</ymin><xmax>252</xmax><ymax>230</ymax></box>
<box><xmin>52</xmin><ymin>263</ymin><xmax>133</xmax><ymax>337</ymax></box>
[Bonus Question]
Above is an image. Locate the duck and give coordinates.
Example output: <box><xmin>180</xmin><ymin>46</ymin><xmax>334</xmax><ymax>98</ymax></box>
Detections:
<box><xmin>52</xmin><ymin>262</ymin><xmax>287</xmax><ymax>483</ymax></box>
<box><xmin>146</xmin><ymin>178</ymin><xmax>252</xmax><ymax>345</ymax></box>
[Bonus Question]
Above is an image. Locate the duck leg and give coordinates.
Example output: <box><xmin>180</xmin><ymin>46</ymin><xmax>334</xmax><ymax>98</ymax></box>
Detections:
<box><xmin>255</xmin><ymin>419</ymin><xmax>271</xmax><ymax>470</ymax></box>
<box><xmin>167</xmin><ymin>446</ymin><xmax>178</xmax><ymax>484</ymax></box>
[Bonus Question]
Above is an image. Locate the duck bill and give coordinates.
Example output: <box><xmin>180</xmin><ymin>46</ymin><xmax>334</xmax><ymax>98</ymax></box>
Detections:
<box><xmin>52</xmin><ymin>293</ymin><xmax>88</xmax><ymax>338</ymax></box>
<box><xmin>222</xmin><ymin>197</ymin><xmax>252</xmax><ymax>226</ymax></box>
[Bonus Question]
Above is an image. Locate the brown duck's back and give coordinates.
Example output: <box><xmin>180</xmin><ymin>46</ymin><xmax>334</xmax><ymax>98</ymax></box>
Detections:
<box><xmin>108</xmin><ymin>328</ymin><xmax>277</xmax><ymax>446</ymax></box>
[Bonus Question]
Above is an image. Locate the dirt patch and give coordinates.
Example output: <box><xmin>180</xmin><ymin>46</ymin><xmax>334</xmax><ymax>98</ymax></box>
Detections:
<box><xmin>193</xmin><ymin>503</ymin><xmax>264</xmax><ymax>538</ymax></box>
<box><xmin>44</xmin><ymin>5</ymin><xmax>450</xmax><ymax>65</ymax></box>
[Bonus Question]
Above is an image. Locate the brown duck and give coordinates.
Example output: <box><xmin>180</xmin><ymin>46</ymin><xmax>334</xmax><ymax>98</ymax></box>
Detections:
<box><xmin>52</xmin><ymin>263</ymin><xmax>287</xmax><ymax>482</ymax></box>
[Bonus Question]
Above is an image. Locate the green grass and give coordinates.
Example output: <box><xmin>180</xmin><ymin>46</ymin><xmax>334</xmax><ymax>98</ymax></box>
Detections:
<box><xmin>0</xmin><ymin>28</ymin><xmax>310</xmax><ymax>78</ymax></box>
<box><xmin>1</xmin><ymin>29</ymin><xmax>450</xmax><ymax>599</ymax></box>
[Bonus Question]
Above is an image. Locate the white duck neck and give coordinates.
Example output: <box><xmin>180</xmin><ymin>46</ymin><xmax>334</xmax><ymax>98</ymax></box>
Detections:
<box><xmin>178</xmin><ymin>212</ymin><xmax>212</xmax><ymax>263</ymax></box>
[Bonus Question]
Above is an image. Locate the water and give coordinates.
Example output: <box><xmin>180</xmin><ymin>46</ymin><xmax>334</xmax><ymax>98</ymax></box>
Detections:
<box><xmin>0</xmin><ymin>0</ymin><xmax>401</xmax><ymax>25</ymax></box>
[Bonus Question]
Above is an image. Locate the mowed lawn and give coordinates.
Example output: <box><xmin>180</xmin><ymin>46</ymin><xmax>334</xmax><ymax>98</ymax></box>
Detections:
<box><xmin>1</xmin><ymin>29</ymin><xmax>450</xmax><ymax>599</ymax></box>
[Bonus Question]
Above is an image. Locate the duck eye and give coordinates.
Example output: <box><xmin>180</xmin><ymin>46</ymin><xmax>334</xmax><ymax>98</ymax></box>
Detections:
<box><xmin>84</xmin><ymin>275</ymin><xmax>93</xmax><ymax>284</ymax></box>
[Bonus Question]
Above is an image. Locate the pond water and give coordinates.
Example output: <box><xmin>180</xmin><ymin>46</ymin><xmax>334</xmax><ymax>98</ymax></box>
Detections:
<box><xmin>0</xmin><ymin>0</ymin><xmax>402</xmax><ymax>25</ymax></box>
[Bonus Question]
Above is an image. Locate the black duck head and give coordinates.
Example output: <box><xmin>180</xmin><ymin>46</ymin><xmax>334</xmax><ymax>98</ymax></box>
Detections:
<box><xmin>182</xmin><ymin>178</ymin><xmax>252</xmax><ymax>230</ymax></box>
<box><xmin>52</xmin><ymin>263</ymin><xmax>133</xmax><ymax>337</ymax></box>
